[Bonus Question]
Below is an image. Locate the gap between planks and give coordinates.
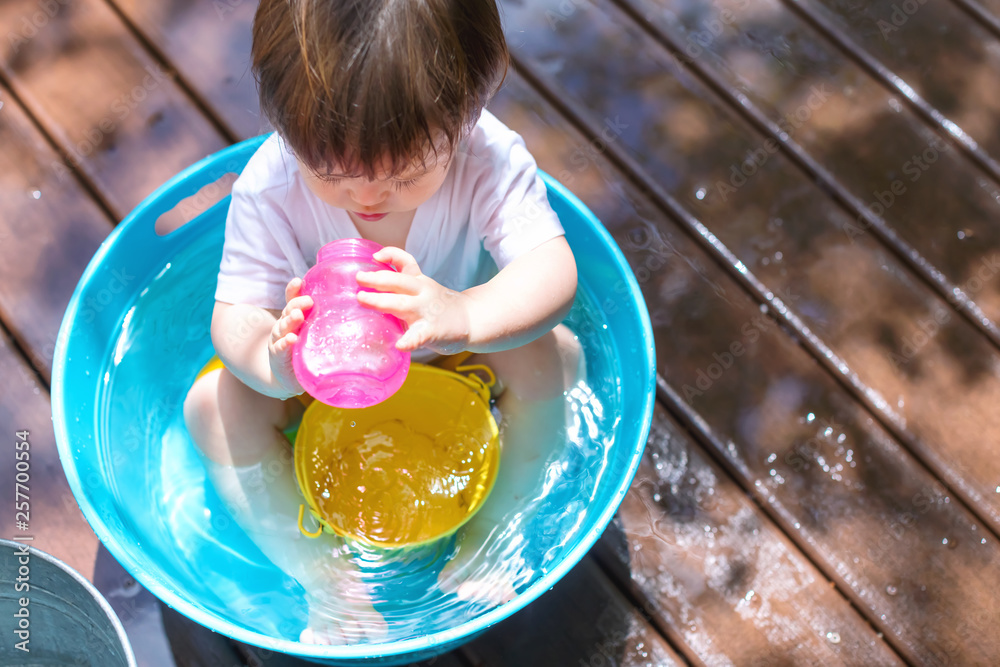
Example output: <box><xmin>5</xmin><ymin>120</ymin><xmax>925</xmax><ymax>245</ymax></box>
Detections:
<box><xmin>506</xmin><ymin>27</ymin><xmax>1000</xmax><ymax>549</ymax></box>
<box><xmin>778</xmin><ymin>0</ymin><xmax>1000</xmax><ymax>183</ymax></box>
<box><xmin>100</xmin><ymin>0</ymin><xmax>242</xmax><ymax>145</ymax></box>
<box><xmin>949</xmin><ymin>0</ymin><xmax>1000</xmax><ymax>40</ymax></box>
<box><xmin>0</xmin><ymin>76</ymin><xmax>119</xmax><ymax>230</ymax></box>
<box><xmin>606</xmin><ymin>0</ymin><xmax>1000</xmax><ymax>354</ymax></box>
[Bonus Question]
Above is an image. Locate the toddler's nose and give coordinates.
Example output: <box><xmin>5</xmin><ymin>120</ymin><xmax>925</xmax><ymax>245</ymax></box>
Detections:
<box><xmin>351</xmin><ymin>182</ymin><xmax>389</xmax><ymax>207</ymax></box>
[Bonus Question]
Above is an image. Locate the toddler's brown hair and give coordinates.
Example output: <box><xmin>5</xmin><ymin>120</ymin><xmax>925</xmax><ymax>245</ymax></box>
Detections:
<box><xmin>251</xmin><ymin>0</ymin><xmax>510</xmax><ymax>180</ymax></box>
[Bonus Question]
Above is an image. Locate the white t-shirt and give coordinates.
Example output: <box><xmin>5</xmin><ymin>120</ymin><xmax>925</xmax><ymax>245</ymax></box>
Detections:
<box><xmin>215</xmin><ymin>110</ymin><xmax>565</xmax><ymax>322</ymax></box>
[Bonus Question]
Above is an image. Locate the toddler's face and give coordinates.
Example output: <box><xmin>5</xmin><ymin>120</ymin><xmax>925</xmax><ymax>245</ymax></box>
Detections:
<box><xmin>296</xmin><ymin>148</ymin><xmax>453</xmax><ymax>224</ymax></box>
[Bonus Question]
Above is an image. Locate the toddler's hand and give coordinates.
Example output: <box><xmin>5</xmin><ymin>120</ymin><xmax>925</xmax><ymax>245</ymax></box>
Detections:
<box><xmin>268</xmin><ymin>277</ymin><xmax>313</xmax><ymax>396</ymax></box>
<box><xmin>355</xmin><ymin>247</ymin><xmax>471</xmax><ymax>355</ymax></box>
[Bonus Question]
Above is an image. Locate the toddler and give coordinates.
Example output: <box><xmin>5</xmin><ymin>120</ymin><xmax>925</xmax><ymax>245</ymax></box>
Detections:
<box><xmin>183</xmin><ymin>0</ymin><xmax>583</xmax><ymax>645</ymax></box>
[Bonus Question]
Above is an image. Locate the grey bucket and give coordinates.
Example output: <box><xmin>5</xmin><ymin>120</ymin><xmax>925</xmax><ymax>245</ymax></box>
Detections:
<box><xmin>0</xmin><ymin>539</ymin><xmax>136</xmax><ymax>667</ymax></box>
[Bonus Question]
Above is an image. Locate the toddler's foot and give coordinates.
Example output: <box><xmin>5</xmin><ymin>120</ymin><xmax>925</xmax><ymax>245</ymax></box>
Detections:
<box><xmin>299</xmin><ymin>608</ymin><xmax>387</xmax><ymax>645</ymax></box>
<box><xmin>436</xmin><ymin>549</ymin><xmax>518</xmax><ymax>606</ymax></box>
<box><xmin>451</xmin><ymin>576</ymin><xmax>518</xmax><ymax>606</ymax></box>
<box><xmin>298</xmin><ymin>572</ymin><xmax>388</xmax><ymax>645</ymax></box>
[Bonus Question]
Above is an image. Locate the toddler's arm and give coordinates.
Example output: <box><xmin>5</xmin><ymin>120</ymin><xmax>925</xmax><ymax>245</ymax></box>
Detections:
<box><xmin>210</xmin><ymin>278</ymin><xmax>314</xmax><ymax>399</ymax></box>
<box><xmin>462</xmin><ymin>236</ymin><xmax>576</xmax><ymax>351</ymax></box>
<box><xmin>356</xmin><ymin>236</ymin><xmax>576</xmax><ymax>354</ymax></box>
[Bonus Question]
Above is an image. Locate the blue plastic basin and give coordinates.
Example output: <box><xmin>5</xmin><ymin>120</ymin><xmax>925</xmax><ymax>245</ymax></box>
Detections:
<box><xmin>51</xmin><ymin>135</ymin><xmax>655</xmax><ymax>664</ymax></box>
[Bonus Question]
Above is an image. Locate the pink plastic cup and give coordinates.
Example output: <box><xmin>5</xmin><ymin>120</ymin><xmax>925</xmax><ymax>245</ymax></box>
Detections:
<box><xmin>291</xmin><ymin>238</ymin><xmax>410</xmax><ymax>408</ymax></box>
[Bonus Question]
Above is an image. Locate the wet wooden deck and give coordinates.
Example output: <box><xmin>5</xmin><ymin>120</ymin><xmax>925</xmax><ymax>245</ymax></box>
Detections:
<box><xmin>1</xmin><ymin>0</ymin><xmax>999</xmax><ymax>664</ymax></box>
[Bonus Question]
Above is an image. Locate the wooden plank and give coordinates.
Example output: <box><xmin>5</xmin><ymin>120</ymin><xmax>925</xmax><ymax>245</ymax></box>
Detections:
<box><xmin>0</xmin><ymin>0</ymin><xmax>229</xmax><ymax>218</ymax></box>
<box><xmin>787</xmin><ymin>0</ymin><xmax>1000</xmax><ymax>170</ymax></box>
<box><xmin>463</xmin><ymin>557</ymin><xmax>685</xmax><ymax>667</ymax></box>
<box><xmin>501</xmin><ymin>0</ymin><xmax>1000</xmax><ymax>544</ymax></box>
<box><xmin>594</xmin><ymin>406</ymin><xmax>902</xmax><ymax>666</ymax></box>
<box><xmin>0</xmin><ymin>325</ymin><xmax>99</xmax><ymax>578</ymax></box>
<box><xmin>0</xmin><ymin>83</ymin><xmax>112</xmax><ymax>382</ymax></box>
<box><xmin>610</xmin><ymin>0</ymin><xmax>1000</xmax><ymax>342</ymax></box>
<box><xmin>105</xmin><ymin>0</ymin><xmax>261</xmax><ymax>140</ymax></box>
<box><xmin>486</xmin><ymin>74</ymin><xmax>1000</xmax><ymax>665</ymax></box>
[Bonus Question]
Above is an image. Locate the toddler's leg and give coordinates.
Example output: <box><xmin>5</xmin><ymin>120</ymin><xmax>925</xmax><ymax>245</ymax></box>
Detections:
<box><xmin>183</xmin><ymin>368</ymin><xmax>387</xmax><ymax>643</ymax></box>
<box><xmin>438</xmin><ymin>325</ymin><xmax>585</xmax><ymax>604</ymax></box>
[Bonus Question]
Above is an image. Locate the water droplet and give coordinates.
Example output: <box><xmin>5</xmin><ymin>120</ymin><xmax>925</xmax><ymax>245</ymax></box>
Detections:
<box><xmin>774</xmin><ymin>251</ymin><xmax>783</xmax><ymax>261</ymax></box>
<box><xmin>995</xmin><ymin>485</ymin><xmax>999</xmax><ymax>493</ymax></box>
<box><xmin>766</xmin><ymin>453</ymin><xmax>776</xmax><ymax>463</ymax></box>
<box><xmin>983</xmin><ymin>538</ymin><xmax>987</xmax><ymax>544</ymax></box>
<box><xmin>826</xmin><ymin>631</ymin><xmax>841</xmax><ymax>644</ymax></box>
<box><xmin>806</xmin><ymin>412</ymin><xmax>816</xmax><ymax>423</ymax></box>
<box><xmin>29</xmin><ymin>189</ymin><xmax>41</xmax><ymax>199</ymax></box>
<box><xmin>761</xmin><ymin>257</ymin><xmax>770</xmax><ymax>265</ymax></box>
<box><xmin>744</xmin><ymin>589</ymin><xmax>755</xmax><ymax>601</ymax></box>
<box><xmin>652</xmin><ymin>493</ymin><xmax>661</xmax><ymax>502</ymax></box>
<box><xmin>886</xmin><ymin>585</ymin><xmax>897</xmax><ymax>596</ymax></box>
<box><xmin>695</xmin><ymin>187</ymin><xmax>707</xmax><ymax>200</ymax></box>
<box><xmin>350</xmin><ymin>421</ymin><xmax>356</xmax><ymax>427</ymax></box>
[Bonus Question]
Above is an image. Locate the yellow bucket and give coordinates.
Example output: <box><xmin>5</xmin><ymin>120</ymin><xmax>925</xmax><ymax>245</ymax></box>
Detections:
<box><xmin>294</xmin><ymin>363</ymin><xmax>500</xmax><ymax>549</ymax></box>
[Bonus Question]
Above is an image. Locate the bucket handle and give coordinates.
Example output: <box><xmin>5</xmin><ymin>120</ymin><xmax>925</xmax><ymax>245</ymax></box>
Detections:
<box><xmin>454</xmin><ymin>364</ymin><xmax>496</xmax><ymax>403</ymax></box>
<box><xmin>297</xmin><ymin>504</ymin><xmax>324</xmax><ymax>538</ymax></box>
